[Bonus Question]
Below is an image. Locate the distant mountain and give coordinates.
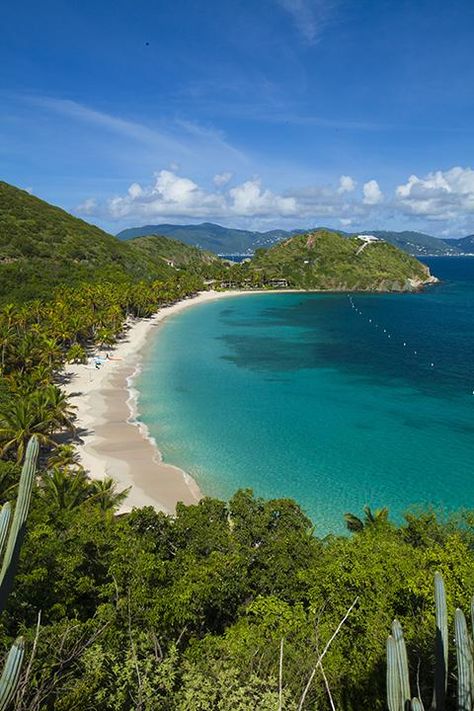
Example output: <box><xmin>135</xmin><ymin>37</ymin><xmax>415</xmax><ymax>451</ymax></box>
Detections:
<box><xmin>117</xmin><ymin>222</ymin><xmax>460</xmax><ymax>257</ymax></box>
<box><xmin>0</xmin><ymin>182</ymin><xmax>219</xmax><ymax>301</ymax></box>
<box><xmin>443</xmin><ymin>235</ymin><xmax>474</xmax><ymax>253</ymax></box>
<box><xmin>366</xmin><ymin>230</ymin><xmax>461</xmax><ymax>257</ymax></box>
<box><xmin>249</xmin><ymin>230</ymin><xmax>436</xmax><ymax>291</ymax></box>
<box><xmin>117</xmin><ymin>222</ymin><xmax>302</xmax><ymax>254</ymax></box>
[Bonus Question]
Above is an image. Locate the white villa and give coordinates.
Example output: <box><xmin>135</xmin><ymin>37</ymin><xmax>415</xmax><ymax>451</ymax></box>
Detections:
<box><xmin>356</xmin><ymin>234</ymin><xmax>381</xmax><ymax>243</ymax></box>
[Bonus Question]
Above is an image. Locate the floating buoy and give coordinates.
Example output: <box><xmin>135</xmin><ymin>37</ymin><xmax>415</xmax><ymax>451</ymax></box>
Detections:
<box><xmin>430</xmin><ymin>363</ymin><xmax>434</xmax><ymax>367</ymax></box>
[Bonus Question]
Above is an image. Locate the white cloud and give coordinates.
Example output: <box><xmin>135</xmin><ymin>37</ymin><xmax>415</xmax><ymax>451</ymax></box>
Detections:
<box><xmin>338</xmin><ymin>175</ymin><xmax>356</xmax><ymax>193</ymax></box>
<box><xmin>395</xmin><ymin>166</ymin><xmax>474</xmax><ymax>220</ymax></box>
<box><xmin>276</xmin><ymin>0</ymin><xmax>337</xmax><ymax>44</ymax></box>
<box><xmin>76</xmin><ymin>197</ymin><xmax>97</xmax><ymax>214</ymax></box>
<box><xmin>74</xmin><ymin>165</ymin><xmax>474</xmax><ymax>234</ymax></box>
<box><xmin>213</xmin><ymin>171</ymin><xmax>233</xmax><ymax>187</ymax></box>
<box><xmin>229</xmin><ymin>179</ymin><xmax>297</xmax><ymax>216</ymax></box>
<box><xmin>106</xmin><ymin>170</ymin><xmax>226</xmax><ymax>220</ymax></box>
<box><xmin>102</xmin><ymin>171</ymin><xmax>298</xmax><ymax>220</ymax></box>
<box><xmin>80</xmin><ymin>170</ymin><xmax>364</xmax><ymax>223</ymax></box>
<box><xmin>128</xmin><ymin>183</ymin><xmax>143</xmax><ymax>199</ymax></box>
<box><xmin>363</xmin><ymin>179</ymin><xmax>383</xmax><ymax>205</ymax></box>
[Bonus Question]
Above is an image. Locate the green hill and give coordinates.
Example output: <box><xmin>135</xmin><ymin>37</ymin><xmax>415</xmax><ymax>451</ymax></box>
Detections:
<box><xmin>0</xmin><ymin>182</ymin><xmax>219</xmax><ymax>301</ymax></box>
<box><xmin>248</xmin><ymin>229</ymin><xmax>436</xmax><ymax>291</ymax></box>
<box><xmin>129</xmin><ymin>234</ymin><xmax>217</xmax><ymax>268</ymax></box>
<box><xmin>117</xmin><ymin>221</ymin><xmax>459</xmax><ymax>256</ymax></box>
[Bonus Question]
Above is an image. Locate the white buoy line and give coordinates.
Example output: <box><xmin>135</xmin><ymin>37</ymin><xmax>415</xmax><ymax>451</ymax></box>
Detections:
<box><xmin>347</xmin><ymin>295</ymin><xmax>436</xmax><ymax>370</ymax></box>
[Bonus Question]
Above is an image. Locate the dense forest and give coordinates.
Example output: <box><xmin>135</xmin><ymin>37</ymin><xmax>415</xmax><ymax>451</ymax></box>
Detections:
<box><xmin>0</xmin><ymin>182</ymin><xmax>470</xmax><ymax>710</ymax></box>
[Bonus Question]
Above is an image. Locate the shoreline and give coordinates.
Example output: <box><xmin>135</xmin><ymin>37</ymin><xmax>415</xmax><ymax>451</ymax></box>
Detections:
<box><xmin>62</xmin><ymin>280</ymin><xmax>437</xmax><ymax>515</ymax></box>
<box><xmin>62</xmin><ymin>289</ymin><xmax>276</xmax><ymax>513</ymax></box>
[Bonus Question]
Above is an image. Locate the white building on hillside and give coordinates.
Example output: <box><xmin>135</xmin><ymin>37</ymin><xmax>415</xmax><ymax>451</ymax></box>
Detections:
<box><xmin>356</xmin><ymin>234</ymin><xmax>380</xmax><ymax>243</ymax></box>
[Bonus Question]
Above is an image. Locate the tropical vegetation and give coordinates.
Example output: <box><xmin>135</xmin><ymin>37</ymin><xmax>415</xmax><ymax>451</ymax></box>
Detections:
<box><xmin>1</xmin><ymin>183</ymin><xmax>436</xmax><ymax>303</ymax></box>
<box><xmin>248</xmin><ymin>230</ymin><xmax>433</xmax><ymax>291</ymax></box>
<box><xmin>0</xmin><ymin>182</ymin><xmax>220</xmax><ymax>302</ymax></box>
<box><xmin>0</xmin><ymin>179</ymin><xmax>462</xmax><ymax>710</ymax></box>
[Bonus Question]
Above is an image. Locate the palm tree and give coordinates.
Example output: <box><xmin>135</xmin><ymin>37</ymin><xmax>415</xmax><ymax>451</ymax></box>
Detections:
<box><xmin>9</xmin><ymin>332</ymin><xmax>43</xmax><ymax>374</ymax></box>
<box><xmin>344</xmin><ymin>505</ymin><xmax>389</xmax><ymax>533</ymax></box>
<box><xmin>5</xmin><ymin>365</ymin><xmax>53</xmax><ymax>395</ymax></box>
<box><xmin>88</xmin><ymin>476</ymin><xmax>130</xmax><ymax>512</ymax></box>
<box><xmin>47</xmin><ymin>444</ymin><xmax>80</xmax><ymax>469</ymax></box>
<box><xmin>0</xmin><ymin>397</ymin><xmax>56</xmax><ymax>461</ymax></box>
<box><xmin>0</xmin><ymin>322</ymin><xmax>15</xmax><ymax>375</ymax></box>
<box><xmin>35</xmin><ymin>385</ymin><xmax>76</xmax><ymax>434</ymax></box>
<box><xmin>39</xmin><ymin>336</ymin><xmax>62</xmax><ymax>369</ymax></box>
<box><xmin>40</xmin><ymin>466</ymin><xmax>90</xmax><ymax>511</ymax></box>
<box><xmin>65</xmin><ymin>343</ymin><xmax>86</xmax><ymax>364</ymax></box>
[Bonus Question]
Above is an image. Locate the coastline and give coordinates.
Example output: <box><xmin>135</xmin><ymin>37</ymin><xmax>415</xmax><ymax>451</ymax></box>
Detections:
<box><xmin>62</xmin><ymin>289</ymin><xmax>273</xmax><ymax>513</ymax></box>
<box><xmin>61</xmin><ymin>277</ymin><xmax>437</xmax><ymax>515</ymax></box>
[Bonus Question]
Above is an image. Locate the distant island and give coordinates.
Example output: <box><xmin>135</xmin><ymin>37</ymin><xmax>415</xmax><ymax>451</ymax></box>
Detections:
<box><xmin>0</xmin><ymin>181</ymin><xmax>436</xmax><ymax>301</ymax></box>
<box><xmin>117</xmin><ymin>220</ymin><xmax>474</xmax><ymax>257</ymax></box>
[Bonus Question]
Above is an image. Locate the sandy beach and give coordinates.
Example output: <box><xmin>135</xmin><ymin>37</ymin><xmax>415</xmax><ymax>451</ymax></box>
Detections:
<box><xmin>62</xmin><ymin>289</ymin><xmax>265</xmax><ymax>513</ymax></box>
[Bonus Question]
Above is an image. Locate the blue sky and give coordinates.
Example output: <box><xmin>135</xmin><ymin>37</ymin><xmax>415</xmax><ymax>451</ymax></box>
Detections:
<box><xmin>2</xmin><ymin>0</ymin><xmax>474</xmax><ymax>236</ymax></box>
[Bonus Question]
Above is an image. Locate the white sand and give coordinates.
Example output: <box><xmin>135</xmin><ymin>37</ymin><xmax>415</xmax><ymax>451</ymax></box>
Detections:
<box><xmin>62</xmin><ymin>290</ymin><xmax>269</xmax><ymax>513</ymax></box>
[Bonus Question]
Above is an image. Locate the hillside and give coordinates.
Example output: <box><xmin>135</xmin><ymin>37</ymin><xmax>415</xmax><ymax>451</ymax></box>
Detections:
<box><xmin>0</xmin><ymin>182</ymin><xmax>219</xmax><ymax>301</ymax></box>
<box><xmin>367</xmin><ymin>230</ymin><xmax>461</xmax><ymax>256</ymax></box>
<box><xmin>443</xmin><ymin>235</ymin><xmax>474</xmax><ymax>253</ymax></box>
<box><xmin>0</xmin><ymin>183</ymin><xmax>440</xmax><ymax>301</ymax></box>
<box><xmin>248</xmin><ymin>230</ymin><xmax>436</xmax><ymax>291</ymax></box>
<box><xmin>117</xmin><ymin>221</ymin><xmax>462</xmax><ymax>256</ymax></box>
<box><xmin>130</xmin><ymin>234</ymin><xmax>217</xmax><ymax>267</ymax></box>
<box><xmin>117</xmin><ymin>221</ymin><xmax>302</xmax><ymax>254</ymax></box>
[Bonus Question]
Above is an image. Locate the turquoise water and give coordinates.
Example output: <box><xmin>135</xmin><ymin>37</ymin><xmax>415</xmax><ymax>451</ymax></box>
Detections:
<box><xmin>136</xmin><ymin>258</ymin><xmax>474</xmax><ymax>533</ymax></box>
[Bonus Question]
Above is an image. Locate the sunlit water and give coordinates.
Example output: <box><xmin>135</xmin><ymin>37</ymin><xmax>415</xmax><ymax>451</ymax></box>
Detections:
<box><xmin>136</xmin><ymin>258</ymin><xmax>474</xmax><ymax>533</ymax></box>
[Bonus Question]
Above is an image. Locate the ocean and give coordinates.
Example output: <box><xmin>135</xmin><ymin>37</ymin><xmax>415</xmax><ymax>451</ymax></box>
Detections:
<box><xmin>136</xmin><ymin>257</ymin><xmax>474</xmax><ymax>534</ymax></box>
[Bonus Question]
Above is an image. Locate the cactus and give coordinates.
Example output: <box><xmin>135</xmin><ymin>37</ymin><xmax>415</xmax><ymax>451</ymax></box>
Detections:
<box><xmin>432</xmin><ymin>572</ymin><xmax>448</xmax><ymax>710</ymax></box>
<box><xmin>0</xmin><ymin>436</ymin><xmax>38</xmax><ymax>608</ymax></box>
<box><xmin>386</xmin><ymin>620</ymin><xmax>423</xmax><ymax>710</ymax></box>
<box><xmin>392</xmin><ymin>619</ymin><xmax>411</xmax><ymax>706</ymax></box>
<box><xmin>386</xmin><ymin>635</ymin><xmax>397</xmax><ymax>709</ymax></box>
<box><xmin>454</xmin><ymin>608</ymin><xmax>474</xmax><ymax>711</ymax></box>
<box><xmin>0</xmin><ymin>639</ymin><xmax>24</xmax><ymax>710</ymax></box>
<box><xmin>385</xmin><ymin>572</ymin><xmax>448</xmax><ymax>711</ymax></box>
<box><xmin>386</xmin><ymin>572</ymin><xmax>474</xmax><ymax>711</ymax></box>
<box><xmin>386</xmin><ymin>635</ymin><xmax>402</xmax><ymax>711</ymax></box>
<box><xmin>0</xmin><ymin>436</ymin><xmax>38</xmax><ymax>710</ymax></box>
<box><xmin>0</xmin><ymin>505</ymin><xmax>11</xmax><ymax>557</ymax></box>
